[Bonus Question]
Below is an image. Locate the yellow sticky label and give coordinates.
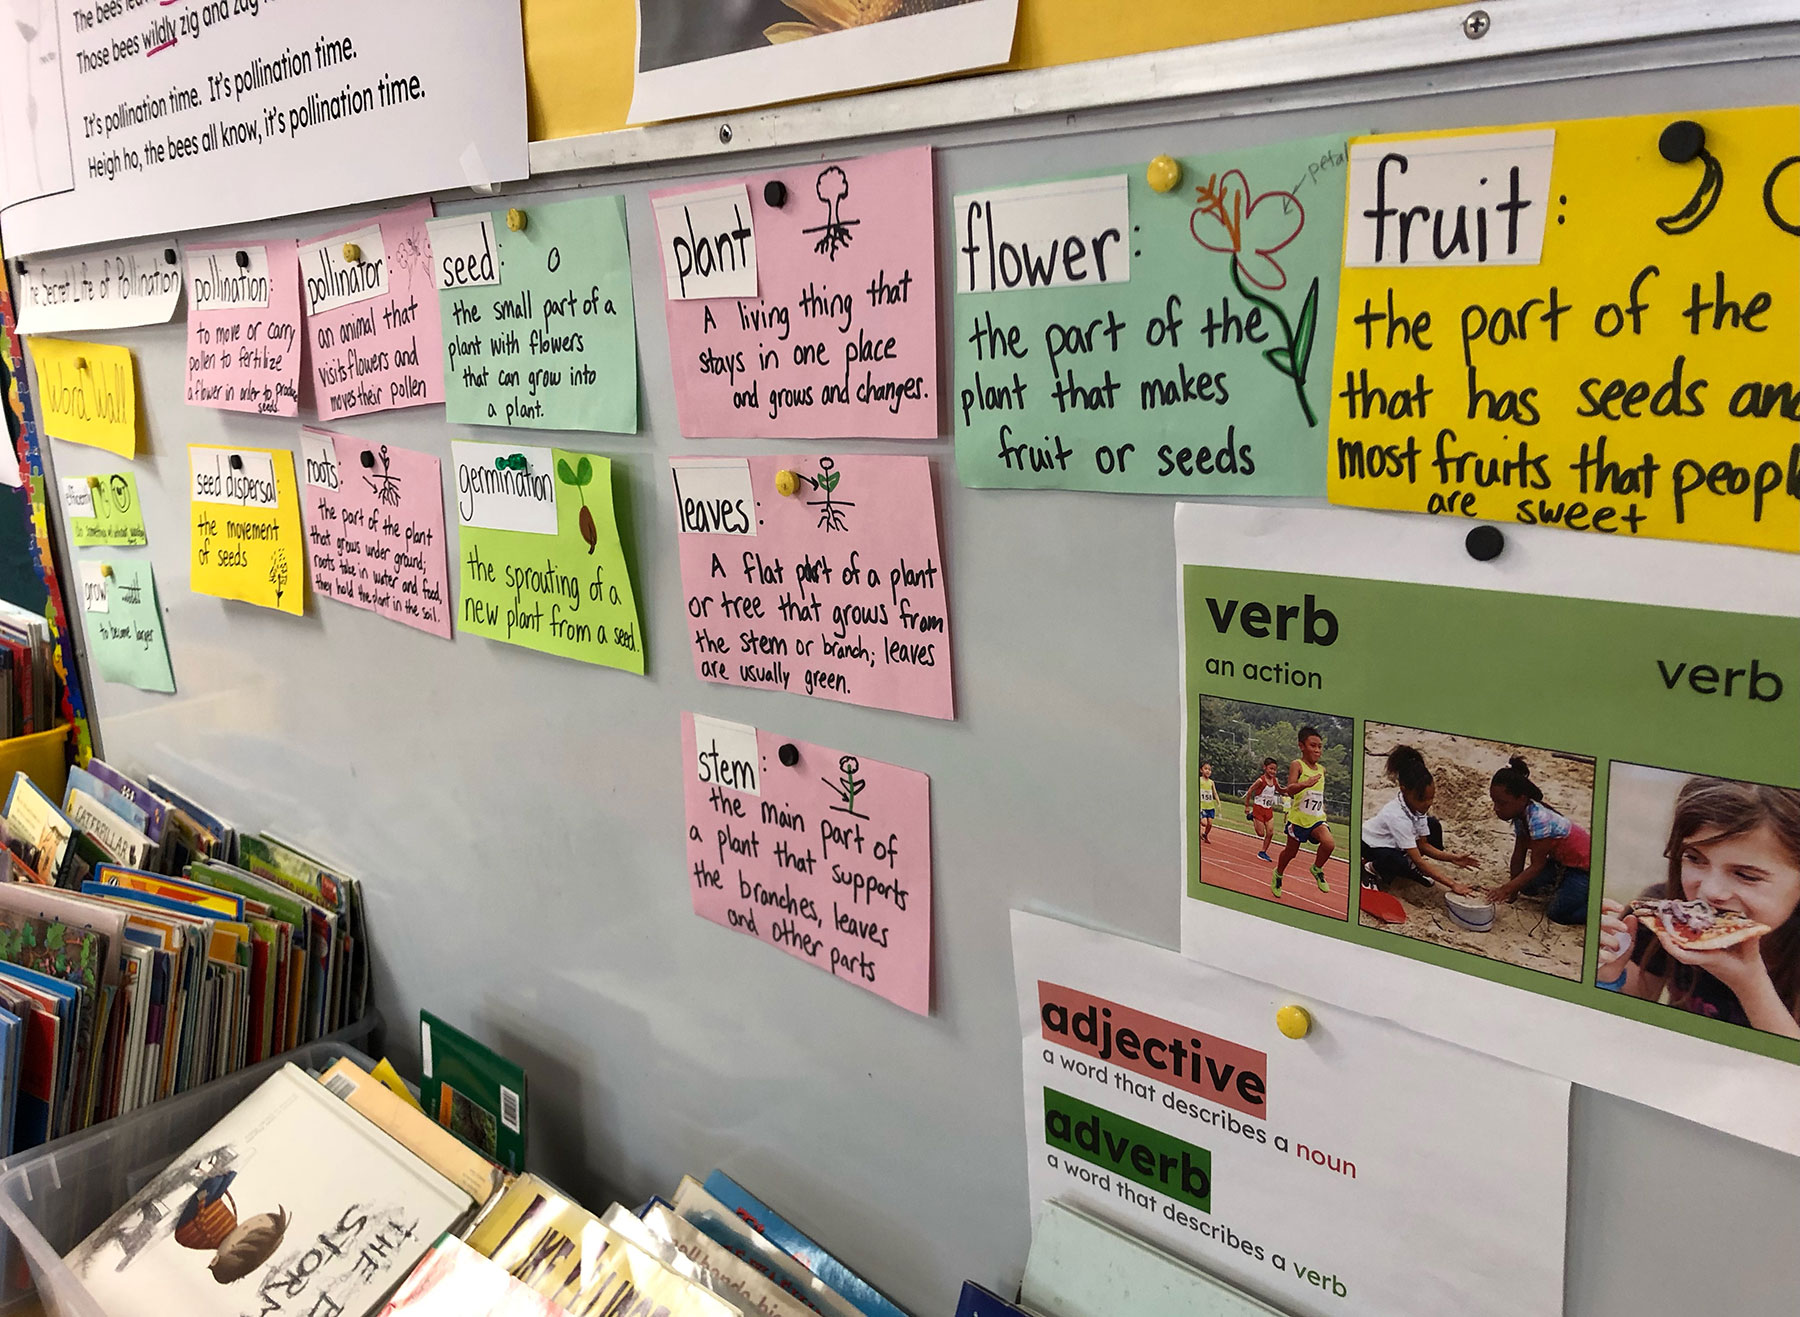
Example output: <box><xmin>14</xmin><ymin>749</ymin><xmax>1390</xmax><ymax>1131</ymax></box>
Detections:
<box><xmin>1328</xmin><ymin>105</ymin><xmax>1800</xmax><ymax>551</ymax></box>
<box><xmin>189</xmin><ymin>444</ymin><xmax>306</xmax><ymax>615</ymax></box>
<box><xmin>27</xmin><ymin>338</ymin><xmax>137</xmax><ymax>458</ymax></box>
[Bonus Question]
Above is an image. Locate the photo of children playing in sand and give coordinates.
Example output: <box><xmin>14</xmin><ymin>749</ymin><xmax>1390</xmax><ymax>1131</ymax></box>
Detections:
<box><xmin>1598</xmin><ymin>762</ymin><xmax>1800</xmax><ymax>1040</ymax></box>
<box><xmin>1358</xmin><ymin>724</ymin><xmax>1594</xmax><ymax>981</ymax></box>
<box><xmin>1197</xmin><ymin>697</ymin><xmax>1353</xmax><ymax>921</ymax></box>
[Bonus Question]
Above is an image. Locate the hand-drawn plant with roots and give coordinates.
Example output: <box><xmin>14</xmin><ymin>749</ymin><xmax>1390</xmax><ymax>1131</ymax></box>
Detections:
<box><xmin>557</xmin><ymin>455</ymin><xmax>598</xmax><ymax>554</ymax></box>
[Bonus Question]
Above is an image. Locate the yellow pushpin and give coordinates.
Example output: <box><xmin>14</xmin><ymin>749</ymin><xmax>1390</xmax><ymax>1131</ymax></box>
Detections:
<box><xmin>73</xmin><ymin>356</ymin><xmax>88</xmax><ymax>370</ymax></box>
<box><xmin>85</xmin><ymin>476</ymin><xmax>99</xmax><ymax>489</ymax></box>
<box><xmin>1275</xmin><ymin>1004</ymin><xmax>1312</xmax><ymax>1039</ymax></box>
<box><xmin>775</xmin><ymin>469</ymin><xmax>803</xmax><ymax>497</ymax></box>
<box><xmin>506</xmin><ymin>207</ymin><xmax>528</xmax><ymax>232</ymax></box>
<box><xmin>100</xmin><ymin>564</ymin><xmax>114</xmax><ymax>579</ymax></box>
<box><xmin>1146</xmin><ymin>154</ymin><xmax>1183</xmax><ymax>194</ymax></box>
<box><xmin>342</xmin><ymin>242</ymin><xmax>362</xmax><ymax>263</ymax></box>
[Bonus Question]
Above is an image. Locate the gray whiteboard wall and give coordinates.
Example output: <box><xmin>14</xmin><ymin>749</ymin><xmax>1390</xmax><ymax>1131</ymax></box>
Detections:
<box><xmin>36</xmin><ymin>32</ymin><xmax>1800</xmax><ymax>1316</ymax></box>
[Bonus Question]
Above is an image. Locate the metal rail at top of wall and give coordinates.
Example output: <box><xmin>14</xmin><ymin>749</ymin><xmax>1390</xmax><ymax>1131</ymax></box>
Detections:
<box><xmin>527</xmin><ymin>0</ymin><xmax>1800</xmax><ymax>186</ymax></box>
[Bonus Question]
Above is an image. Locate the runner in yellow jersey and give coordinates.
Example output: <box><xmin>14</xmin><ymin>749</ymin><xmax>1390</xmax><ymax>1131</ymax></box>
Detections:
<box><xmin>1273</xmin><ymin>725</ymin><xmax>1336</xmax><ymax>897</ymax></box>
<box><xmin>1197</xmin><ymin>762</ymin><xmax>1218</xmax><ymax>844</ymax></box>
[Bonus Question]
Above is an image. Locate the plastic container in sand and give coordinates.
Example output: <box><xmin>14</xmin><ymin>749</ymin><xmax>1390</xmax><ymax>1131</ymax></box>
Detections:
<box><xmin>1445</xmin><ymin>891</ymin><xmax>1496</xmax><ymax>931</ymax></box>
<box><xmin>0</xmin><ymin>1017</ymin><xmax>378</xmax><ymax>1317</ymax></box>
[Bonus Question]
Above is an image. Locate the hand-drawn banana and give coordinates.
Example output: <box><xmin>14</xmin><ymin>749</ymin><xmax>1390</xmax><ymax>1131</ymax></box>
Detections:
<box><xmin>1656</xmin><ymin>119</ymin><xmax>1723</xmax><ymax>237</ymax></box>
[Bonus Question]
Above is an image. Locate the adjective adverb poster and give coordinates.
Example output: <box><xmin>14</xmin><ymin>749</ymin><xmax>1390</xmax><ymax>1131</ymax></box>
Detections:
<box><xmin>301</xmin><ymin>202</ymin><xmax>445</xmax><ymax>421</ymax></box>
<box><xmin>300</xmin><ymin>428</ymin><xmax>452</xmax><ymax>639</ymax></box>
<box><xmin>452</xmin><ymin>439</ymin><xmax>644</xmax><ymax>673</ymax></box>
<box><xmin>188</xmin><ymin>445</ymin><xmax>306</xmax><ymax>615</ymax></box>
<box><xmin>434</xmin><ymin>196</ymin><xmax>638</xmax><ymax>433</ymax></box>
<box><xmin>184</xmin><ymin>241</ymin><xmax>303</xmax><ymax>417</ymax></box>
<box><xmin>653</xmin><ymin>147</ymin><xmax>939</xmax><ymax>439</ymax></box>
<box><xmin>1014</xmin><ymin>910</ymin><xmax>1568</xmax><ymax>1317</ymax></box>
<box><xmin>1177</xmin><ymin>501</ymin><xmax>1800</xmax><ymax>1156</ymax></box>
<box><xmin>953</xmin><ymin>135</ymin><xmax>1349</xmax><ymax>494</ymax></box>
<box><xmin>671</xmin><ymin>454</ymin><xmax>952</xmax><ymax>719</ymax></box>
<box><xmin>1329</xmin><ymin>105</ymin><xmax>1800</xmax><ymax>551</ymax></box>
<box><xmin>683</xmin><ymin>712</ymin><xmax>931</xmax><ymax>1014</ymax></box>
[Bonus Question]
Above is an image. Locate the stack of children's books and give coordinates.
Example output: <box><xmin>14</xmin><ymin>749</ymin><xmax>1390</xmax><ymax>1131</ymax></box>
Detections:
<box><xmin>0</xmin><ymin>599</ymin><xmax>59</xmax><ymax>741</ymax></box>
<box><xmin>0</xmin><ymin>760</ymin><xmax>369</xmax><ymax>1154</ymax></box>
<box><xmin>54</xmin><ymin>1024</ymin><xmax>914</xmax><ymax>1317</ymax></box>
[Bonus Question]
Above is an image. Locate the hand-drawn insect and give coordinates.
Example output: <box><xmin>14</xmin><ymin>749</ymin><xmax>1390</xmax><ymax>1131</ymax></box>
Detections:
<box><xmin>361</xmin><ymin>445</ymin><xmax>403</xmax><ymax>507</ymax></box>
<box><xmin>802</xmin><ymin>166</ymin><xmax>860</xmax><ymax>261</ymax></box>
<box><xmin>557</xmin><ymin>454</ymin><xmax>598</xmax><ymax>554</ymax></box>
<box><xmin>826</xmin><ymin>754</ymin><xmax>870</xmax><ymax>820</ymax></box>
<box><xmin>800</xmin><ymin>456</ymin><xmax>854</xmax><ymax>532</ymax></box>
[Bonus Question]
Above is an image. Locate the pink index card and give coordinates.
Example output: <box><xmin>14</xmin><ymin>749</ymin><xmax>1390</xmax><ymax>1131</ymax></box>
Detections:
<box><xmin>300</xmin><ymin>201</ymin><xmax>445</xmax><ymax>420</ymax></box>
<box><xmin>185</xmin><ymin>240</ymin><xmax>302</xmax><ymax>416</ymax></box>
<box><xmin>654</xmin><ymin>145</ymin><xmax>940</xmax><ymax>439</ymax></box>
<box><xmin>683</xmin><ymin>712</ymin><xmax>932</xmax><ymax>1015</ymax></box>
<box><xmin>672</xmin><ymin>454</ymin><xmax>953</xmax><ymax>719</ymax></box>
<box><xmin>299</xmin><ymin>427</ymin><xmax>452</xmax><ymax>639</ymax></box>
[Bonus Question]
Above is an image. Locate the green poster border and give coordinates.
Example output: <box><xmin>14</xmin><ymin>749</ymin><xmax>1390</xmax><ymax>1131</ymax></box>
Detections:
<box><xmin>1182</xmin><ymin>566</ymin><xmax>1800</xmax><ymax>1067</ymax></box>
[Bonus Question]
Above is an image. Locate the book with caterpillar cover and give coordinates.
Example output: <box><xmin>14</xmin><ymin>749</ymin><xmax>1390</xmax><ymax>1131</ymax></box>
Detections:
<box><xmin>64</xmin><ymin>1062</ymin><xmax>473</xmax><ymax>1317</ymax></box>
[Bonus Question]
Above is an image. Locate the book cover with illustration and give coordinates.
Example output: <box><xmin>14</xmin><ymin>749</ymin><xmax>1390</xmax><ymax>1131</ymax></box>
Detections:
<box><xmin>64</xmin><ymin>1063</ymin><xmax>470</xmax><ymax>1316</ymax></box>
<box><xmin>377</xmin><ymin>1233</ymin><xmax>567</xmax><ymax>1317</ymax></box>
<box><xmin>418</xmin><ymin>1011</ymin><xmax>526</xmax><ymax>1172</ymax></box>
<box><xmin>463</xmin><ymin>1175</ymin><xmax>738</xmax><ymax>1317</ymax></box>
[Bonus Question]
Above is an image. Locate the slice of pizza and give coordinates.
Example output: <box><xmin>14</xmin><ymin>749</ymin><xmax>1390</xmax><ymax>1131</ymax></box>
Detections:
<box><xmin>1629</xmin><ymin>897</ymin><xmax>1771</xmax><ymax>950</ymax></box>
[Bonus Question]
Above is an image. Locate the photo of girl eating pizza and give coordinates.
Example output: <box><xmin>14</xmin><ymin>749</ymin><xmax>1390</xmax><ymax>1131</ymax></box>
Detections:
<box><xmin>1598</xmin><ymin>762</ymin><xmax>1800</xmax><ymax>1040</ymax></box>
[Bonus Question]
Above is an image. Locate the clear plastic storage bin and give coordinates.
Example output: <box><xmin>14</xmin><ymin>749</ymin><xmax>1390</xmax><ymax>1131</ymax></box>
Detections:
<box><xmin>0</xmin><ymin>1024</ymin><xmax>379</xmax><ymax>1317</ymax></box>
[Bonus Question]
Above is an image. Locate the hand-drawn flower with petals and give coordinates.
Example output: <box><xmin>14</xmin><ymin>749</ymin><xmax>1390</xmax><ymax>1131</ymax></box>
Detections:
<box><xmin>1190</xmin><ymin>171</ymin><xmax>1306</xmax><ymax>291</ymax></box>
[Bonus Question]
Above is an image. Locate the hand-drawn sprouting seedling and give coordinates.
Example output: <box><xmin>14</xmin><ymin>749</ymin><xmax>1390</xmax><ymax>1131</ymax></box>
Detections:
<box><xmin>803</xmin><ymin>166</ymin><xmax>860</xmax><ymax>261</ymax></box>
<box><xmin>171</xmin><ymin>1168</ymin><xmax>291</xmax><ymax>1285</ymax></box>
<box><xmin>1190</xmin><ymin>171</ymin><xmax>1321</xmax><ymax>427</ymax></box>
<box><xmin>826</xmin><ymin>754</ymin><xmax>869</xmax><ymax>819</ymax></box>
<box><xmin>362</xmin><ymin>445</ymin><xmax>403</xmax><ymax>507</ymax></box>
<box><xmin>268</xmin><ymin>549</ymin><xmax>290</xmax><ymax>606</ymax></box>
<box><xmin>556</xmin><ymin>454</ymin><xmax>598</xmax><ymax>554</ymax></box>
<box><xmin>799</xmin><ymin>456</ymin><xmax>855</xmax><ymax>532</ymax></box>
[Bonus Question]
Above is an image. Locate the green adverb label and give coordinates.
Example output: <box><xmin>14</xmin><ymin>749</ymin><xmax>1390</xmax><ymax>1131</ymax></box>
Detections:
<box><xmin>1044</xmin><ymin>1086</ymin><xmax>1213</xmax><ymax>1211</ymax></box>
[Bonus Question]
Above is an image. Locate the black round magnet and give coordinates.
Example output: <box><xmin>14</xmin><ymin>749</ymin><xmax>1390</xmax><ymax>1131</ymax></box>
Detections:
<box><xmin>236</xmin><ymin>250</ymin><xmax>250</xmax><ymax>269</ymax></box>
<box><xmin>164</xmin><ymin>248</ymin><xmax>178</xmax><ymax>265</ymax></box>
<box><xmin>360</xmin><ymin>450</ymin><xmax>376</xmax><ymax>468</ymax></box>
<box><xmin>1659</xmin><ymin>120</ymin><xmax>1705</xmax><ymax>165</ymax></box>
<box><xmin>777</xmin><ymin>743</ymin><xmax>799</xmax><ymax>767</ymax></box>
<box><xmin>764</xmin><ymin>180</ymin><xmax>788</xmax><ymax>208</ymax></box>
<box><xmin>227</xmin><ymin>454</ymin><xmax>244</xmax><ymax>470</ymax></box>
<box><xmin>1465</xmin><ymin>525</ymin><xmax>1505</xmax><ymax>562</ymax></box>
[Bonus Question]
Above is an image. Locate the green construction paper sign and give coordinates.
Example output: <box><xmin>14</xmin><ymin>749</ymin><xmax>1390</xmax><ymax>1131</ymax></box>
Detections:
<box><xmin>452</xmin><ymin>440</ymin><xmax>644</xmax><ymax>673</ymax></box>
<box><xmin>64</xmin><ymin>473</ymin><xmax>148</xmax><ymax>546</ymax></box>
<box><xmin>953</xmin><ymin>135</ymin><xmax>1349</xmax><ymax>494</ymax></box>
<box><xmin>1184</xmin><ymin>564</ymin><xmax>1800</xmax><ymax>1065</ymax></box>
<box><xmin>83</xmin><ymin>559</ymin><xmax>174</xmax><ymax>693</ymax></box>
<box><xmin>436</xmin><ymin>195</ymin><xmax>638</xmax><ymax>433</ymax></box>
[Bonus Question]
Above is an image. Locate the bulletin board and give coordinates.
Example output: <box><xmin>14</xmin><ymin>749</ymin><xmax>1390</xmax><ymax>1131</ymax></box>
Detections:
<box><xmin>36</xmin><ymin>24</ymin><xmax>1800</xmax><ymax>1317</ymax></box>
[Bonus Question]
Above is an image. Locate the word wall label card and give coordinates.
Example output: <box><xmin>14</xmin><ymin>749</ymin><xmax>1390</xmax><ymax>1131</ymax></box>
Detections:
<box><xmin>434</xmin><ymin>196</ymin><xmax>639</xmax><ymax>432</ymax></box>
<box><xmin>1330</xmin><ymin>105</ymin><xmax>1800</xmax><ymax>551</ymax></box>
<box><xmin>953</xmin><ymin>135</ymin><xmax>1350</xmax><ymax>494</ymax></box>
<box><xmin>188</xmin><ymin>445</ymin><xmax>306</xmax><ymax>615</ymax></box>
<box><xmin>62</xmin><ymin>474</ymin><xmax>147</xmax><ymax>546</ymax></box>
<box><xmin>82</xmin><ymin>560</ymin><xmax>174</xmax><ymax>694</ymax></box>
<box><xmin>671</xmin><ymin>455</ymin><xmax>952</xmax><ymax>718</ymax></box>
<box><xmin>300</xmin><ymin>429</ymin><xmax>452</xmax><ymax>639</ymax></box>
<box><xmin>300</xmin><ymin>202</ymin><xmax>446</xmax><ymax>420</ymax></box>
<box><xmin>184</xmin><ymin>241</ymin><xmax>303</xmax><ymax>416</ymax></box>
<box><xmin>27</xmin><ymin>339</ymin><xmax>136</xmax><ymax>457</ymax></box>
<box><xmin>1014</xmin><ymin>912</ymin><xmax>1569</xmax><ymax>1317</ymax></box>
<box><xmin>452</xmin><ymin>440</ymin><xmax>644</xmax><ymax>673</ymax></box>
<box><xmin>653</xmin><ymin>146</ymin><xmax>939</xmax><ymax>439</ymax></box>
<box><xmin>683</xmin><ymin>713</ymin><xmax>932</xmax><ymax>1014</ymax></box>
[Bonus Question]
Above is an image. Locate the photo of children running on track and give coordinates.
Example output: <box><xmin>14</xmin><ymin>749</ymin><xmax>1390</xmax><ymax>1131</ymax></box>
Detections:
<box><xmin>1196</xmin><ymin>697</ymin><xmax>1353</xmax><ymax>920</ymax></box>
